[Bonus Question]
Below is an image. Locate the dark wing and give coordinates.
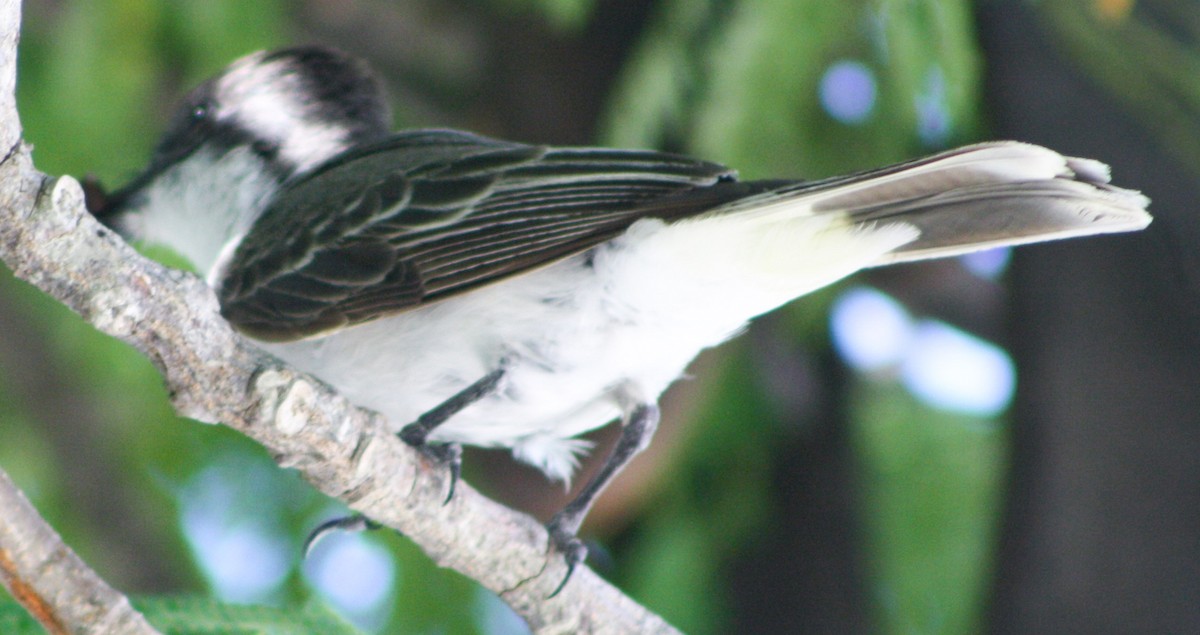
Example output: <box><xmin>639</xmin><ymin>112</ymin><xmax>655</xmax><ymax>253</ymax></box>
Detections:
<box><xmin>217</xmin><ymin>129</ymin><xmax>739</xmax><ymax>340</ymax></box>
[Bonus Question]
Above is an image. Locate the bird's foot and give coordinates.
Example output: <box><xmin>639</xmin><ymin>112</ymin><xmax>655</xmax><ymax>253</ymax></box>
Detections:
<box><xmin>399</xmin><ymin>423</ymin><xmax>462</xmax><ymax>504</ymax></box>
<box><xmin>545</xmin><ymin>513</ymin><xmax>589</xmax><ymax>597</ymax></box>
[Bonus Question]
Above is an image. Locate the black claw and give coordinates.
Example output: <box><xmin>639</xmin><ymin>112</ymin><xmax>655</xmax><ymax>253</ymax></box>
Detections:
<box><xmin>396</xmin><ymin>368</ymin><xmax>504</xmax><ymax>505</ymax></box>
<box><xmin>546</xmin><ymin>516</ymin><xmax>589</xmax><ymax>597</ymax></box>
<box><xmin>400</xmin><ymin>423</ymin><xmax>463</xmax><ymax>504</ymax></box>
<box><xmin>538</xmin><ymin>402</ymin><xmax>660</xmax><ymax>597</ymax></box>
<box><xmin>302</xmin><ymin>513</ymin><xmax>380</xmax><ymax>557</ymax></box>
<box><xmin>423</xmin><ymin>441</ymin><xmax>462</xmax><ymax>504</ymax></box>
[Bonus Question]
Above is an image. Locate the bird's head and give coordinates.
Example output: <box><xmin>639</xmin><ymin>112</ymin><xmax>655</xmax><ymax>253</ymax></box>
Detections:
<box><xmin>95</xmin><ymin>46</ymin><xmax>390</xmax><ymax>276</ymax></box>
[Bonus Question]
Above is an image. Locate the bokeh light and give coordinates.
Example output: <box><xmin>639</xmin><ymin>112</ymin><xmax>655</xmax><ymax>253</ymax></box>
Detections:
<box><xmin>304</xmin><ymin>529</ymin><xmax>397</xmax><ymax>631</ymax></box>
<box><xmin>960</xmin><ymin>247</ymin><xmax>1011</xmax><ymax>280</ymax></box>
<box><xmin>831</xmin><ymin>286</ymin><xmax>1016</xmax><ymax>416</ymax></box>
<box><xmin>473</xmin><ymin>587</ymin><xmax>531</xmax><ymax>634</ymax></box>
<box><xmin>900</xmin><ymin>321</ymin><xmax>1015</xmax><ymax>416</ymax></box>
<box><xmin>819</xmin><ymin>59</ymin><xmax>878</xmax><ymax>124</ymax></box>
<box><xmin>830</xmin><ymin>286</ymin><xmax>913</xmax><ymax>372</ymax></box>
<box><xmin>179</xmin><ymin>458</ymin><xmax>292</xmax><ymax>603</ymax></box>
<box><xmin>915</xmin><ymin>65</ymin><xmax>952</xmax><ymax>146</ymax></box>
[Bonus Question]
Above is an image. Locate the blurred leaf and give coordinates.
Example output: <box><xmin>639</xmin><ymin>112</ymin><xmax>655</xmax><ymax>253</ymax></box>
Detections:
<box><xmin>137</xmin><ymin>596</ymin><xmax>362</xmax><ymax>635</ymax></box>
<box><xmin>622</xmin><ymin>508</ymin><xmax>728</xmax><ymax>635</ymax></box>
<box><xmin>0</xmin><ymin>590</ymin><xmax>43</xmax><ymax>635</ymax></box>
<box><xmin>0</xmin><ymin>354</ymin><xmax>60</xmax><ymax>504</ymax></box>
<box><xmin>18</xmin><ymin>1</ymin><xmax>286</xmax><ymax>183</ymax></box>
<box><xmin>160</xmin><ymin>1</ymin><xmax>287</xmax><ymax>80</ymax></box>
<box><xmin>606</xmin><ymin>0</ymin><xmax>982</xmax><ymax>177</ymax></box>
<box><xmin>382</xmin><ymin>533</ymin><xmax>483</xmax><ymax>634</ymax></box>
<box><xmin>18</xmin><ymin>1</ymin><xmax>164</xmax><ymax>180</ymax></box>
<box><xmin>851</xmin><ymin>382</ymin><xmax>1006</xmax><ymax>634</ymax></box>
<box><xmin>607</xmin><ymin>2</ymin><xmax>990</xmax><ymax>632</ymax></box>
<box><xmin>693</xmin><ymin>0</ymin><xmax>981</xmax><ymax>177</ymax></box>
<box><xmin>488</xmin><ymin>0</ymin><xmax>597</xmax><ymax>32</ymax></box>
<box><xmin>1037</xmin><ymin>0</ymin><xmax>1200</xmax><ymax>175</ymax></box>
<box><xmin>619</xmin><ymin>345</ymin><xmax>776</xmax><ymax>634</ymax></box>
<box><xmin>602</xmin><ymin>0</ymin><xmax>726</xmax><ymax>150</ymax></box>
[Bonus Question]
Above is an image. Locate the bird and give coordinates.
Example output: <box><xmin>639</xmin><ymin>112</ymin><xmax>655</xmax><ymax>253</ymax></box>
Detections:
<box><xmin>93</xmin><ymin>45</ymin><xmax>1151</xmax><ymax>586</ymax></box>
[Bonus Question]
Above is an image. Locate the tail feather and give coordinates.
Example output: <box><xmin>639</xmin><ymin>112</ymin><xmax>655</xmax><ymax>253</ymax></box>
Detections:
<box><xmin>716</xmin><ymin>141</ymin><xmax>1151</xmax><ymax>263</ymax></box>
<box><xmin>862</xmin><ymin>177</ymin><xmax>1151</xmax><ymax>265</ymax></box>
<box><xmin>809</xmin><ymin>142</ymin><xmax>1076</xmax><ymax>214</ymax></box>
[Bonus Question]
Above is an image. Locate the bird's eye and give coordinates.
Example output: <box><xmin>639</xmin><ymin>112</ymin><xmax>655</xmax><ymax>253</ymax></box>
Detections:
<box><xmin>190</xmin><ymin>102</ymin><xmax>211</xmax><ymax>122</ymax></box>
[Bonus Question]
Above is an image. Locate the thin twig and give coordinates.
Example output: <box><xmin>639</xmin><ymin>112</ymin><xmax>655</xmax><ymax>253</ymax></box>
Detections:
<box><xmin>0</xmin><ymin>467</ymin><xmax>160</xmax><ymax>634</ymax></box>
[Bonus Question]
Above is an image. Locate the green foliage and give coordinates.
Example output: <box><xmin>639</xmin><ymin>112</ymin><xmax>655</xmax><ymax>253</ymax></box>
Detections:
<box><xmin>605</xmin><ymin>1</ymin><xmax>992</xmax><ymax>633</ymax></box>
<box><xmin>137</xmin><ymin>596</ymin><xmax>362</xmax><ymax>634</ymax></box>
<box><xmin>1037</xmin><ymin>0</ymin><xmax>1200</xmax><ymax>174</ymax></box>
<box><xmin>851</xmin><ymin>382</ymin><xmax>1006</xmax><ymax>634</ymax></box>
<box><xmin>602</xmin><ymin>0</ymin><xmax>723</xmax><ymax>151</ymax></box>
<box><xmin>606</xmin><ymin>0</ymin><xmax>982</xmax><ymax>177</ymax></box>
<box><xmin>381</xmin><ymin>535</ymin><xmax>485</xmax><ymax>634</ymax></box>
<box><xmin>19</xmin><ymin>1</ymin><xmax>284</xmax><ymax>180</ymax></box>
<box><xmin>489</xmin><ymin>0</ymin><xmax>597</xmax><ymax>32</ymax></box>
<box><xmin>0</xmin><ymin>591</ymin><xmax>43</xmax><ymax>635</ymax></box>
<box><xmin>619</xmin><ymin>349</ymin><xmax>775</xmax><ymax>634</ymax></box>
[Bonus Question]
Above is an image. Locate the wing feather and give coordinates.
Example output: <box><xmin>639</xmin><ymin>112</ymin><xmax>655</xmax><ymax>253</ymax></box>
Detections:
<box><xmin>217</xmin><ymin>137</ymin><xmax>1150</xmax><ymax>342</ymax></box>
<box><xmin>218</xmin><ymin>129</ymin><xmax>736</xmax><ymax>340</ymax></box>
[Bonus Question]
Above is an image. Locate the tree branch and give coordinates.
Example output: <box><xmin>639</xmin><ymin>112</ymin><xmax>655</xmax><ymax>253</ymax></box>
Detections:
<box><xmin>0</xmin><ymin>467</ymin><xmax>160</xmax><ymax>635</ymax></box>
<box><xmin>0</xmin><ymin>1</ymin><xmax>678</xmax><ymax>632</ymax></box>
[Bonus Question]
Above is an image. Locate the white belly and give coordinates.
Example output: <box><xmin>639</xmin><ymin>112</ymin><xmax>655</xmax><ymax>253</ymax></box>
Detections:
<box><xmin>261</xmin><ymin>215</ymin><xmax>914</xmax><ymax>481</ymax></box>
<box><xmin>262</xmin><ymin>256</ymin><xmax>740</xmax><ymax>481</ymax></box>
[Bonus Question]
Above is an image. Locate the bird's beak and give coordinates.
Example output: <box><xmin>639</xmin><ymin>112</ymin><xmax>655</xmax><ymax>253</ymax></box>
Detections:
<box><xmin>81</xmin><ymin>175</ymin><xmax>115</xmax><ymax>222</ymax></box>
<box><xmin>84</xmin><ymin>166</ymin><xmax>156</xmax><ymax>239</ymax></box>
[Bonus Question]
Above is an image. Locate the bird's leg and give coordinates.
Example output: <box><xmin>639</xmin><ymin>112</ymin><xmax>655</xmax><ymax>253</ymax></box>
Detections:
<box><xmin>302</xmin><ymin>368</ymin><xmax>507</xmax><ymax>557</ymax></box>
<box><xmin>399</xmin><ymin>367</ymin><xmax>506</xmax><ymax>503</ymax></box>
<box><xmin>545</xmin><ymin>401</ymin><xmax>660</xmax><ymax>596</ymax></box>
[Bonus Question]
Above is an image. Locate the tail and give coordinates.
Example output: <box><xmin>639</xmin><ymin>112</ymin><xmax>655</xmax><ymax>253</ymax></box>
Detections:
<box><xmin>712</xmin><ymin>141</ymin><xmax>1151</xmax><ymax>265</ymax></box>
<box><xmin>582</xmin><ymin>141</ymin><xmax>1150</xmax><ymax>340</ymax></box>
